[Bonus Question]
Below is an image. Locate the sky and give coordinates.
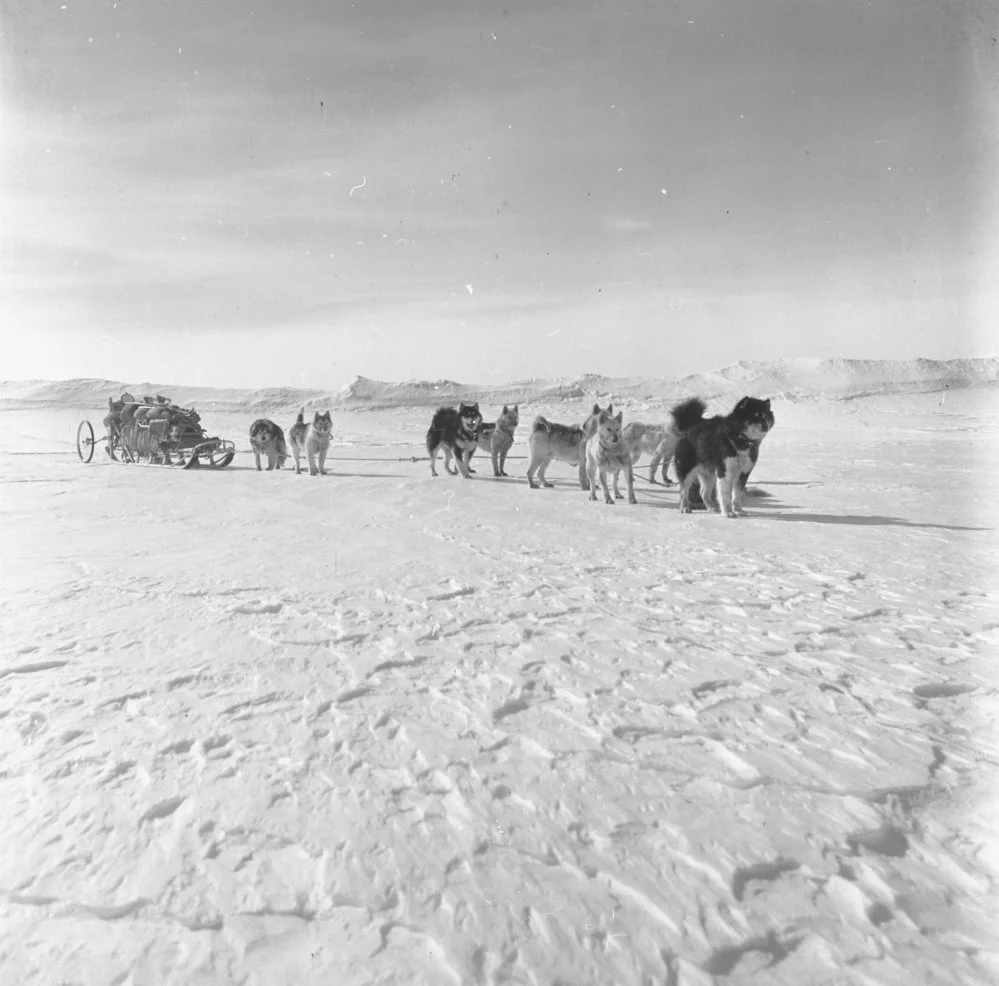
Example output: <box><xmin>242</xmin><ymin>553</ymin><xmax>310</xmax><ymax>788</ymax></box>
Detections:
<box><xmin>2</xmin><ymin>0</ymin><xmax>996</xmax><ymax>390</ymax></box>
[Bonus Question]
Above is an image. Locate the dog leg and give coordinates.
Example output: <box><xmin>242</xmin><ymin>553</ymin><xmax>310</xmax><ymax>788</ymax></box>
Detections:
<box><xmin>699</xmin><ymin>472</ymin><xmax>719</xmax><ymax>513</ymax></box>
<box><xmin>457</xmin><ymin>448</ymin><xmax>473</xmax><ymax>479</ymax></box>
<box><xmin>491</xmin><ymin>448</ymin><xmax>501</xmax><ymax>478</ymax></box>
<box><xmin>587</xmin><ymin>459</ymin><xmax>599</xmax><ymax>501</ymax></box>
<box><xmin>598</xmin><ymin>468</ymin><xmax>615</xmax><ymax>505</ymax></box>
<box><xmin>538</xmin><ymin>455</ymin><xmax>556</xmax><ymax>489</ymax></box>
<box><xmin>648</xmin><ymin>446</ymin><xmax>661</xmax><ymax>484</ymax></box>
<box><xmin>319</xmin><ymin>444</ymin><xmax>328</xmax><ymax>476</ymax></box>
<box><xmin>527</xmin><ymin>453</ymin><xmax>539</xmax><ymax>488</ymax></box>
<box><xmin>625</xmin><ymin>462</ymin><xmax>637</xmax><ymax>504</ymax></box>
<box><xmin>612</xmin><ymin>469</ymin><xmax>625</xmax><ymax>499</ymax></box>
<box><xmin>677</xmin><ymin>472</ymin><xmax>695</xmax><ymax>513</ymax></box>
<box><xmin>429</xmin><ymin>443</ymin><xmax>440</xmax><ymax>478</ymax></box>
<box><xmin>444</xmin><ymin>446</ymin><xmax>458</xmax><ymax>476</ymax></box>
<box><xmin>717</xmin><ymin>474</ymin><xmax>736</xmax><ymax>517</ymax></box>
<box><xmin>292</xmin><ymin>448</ymin><xmax>303</xmax><ymax>475</ymax></box>
<box><xmin>266</xmin><ymin>453</ymin><xmax>276</xmax><ymax>471</ymax></box>
<box><xmin>578</xmin><ymin>449</ymin><xmax>590</xmax><ymax>491</ymax></box>
<box><xmin>254</xmin><ymin>451</ymin><xmax>262</xmax><ymax>471</ymax></box>
<box><xmin>733</xmin><ymin>468</ymin><xmax>752</xmax><ymax>516</ymax></box>
<box><xmin>308</xmin><ymin>447</ymin><xmax>319</xmax><ymax>476</ymax></box>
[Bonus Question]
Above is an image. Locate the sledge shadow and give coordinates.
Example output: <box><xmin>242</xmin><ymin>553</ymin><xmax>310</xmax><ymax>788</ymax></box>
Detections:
<box><xmin>764</xmin><ymin>511</ymin><xmax>993</xmax><ymax>533</ymax></box>
<box><xmin>203</xmin><ymin>466</ymin><xmax>409</xmax><ymax>479</ymax></box>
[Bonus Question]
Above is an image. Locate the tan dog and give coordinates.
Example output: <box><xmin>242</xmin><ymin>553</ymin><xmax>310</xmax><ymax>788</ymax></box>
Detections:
<box><xmin>527</xmin><ymin>403</ymin><xmax>610</xmax><ymax>490</ymax></box>
<box><xmin>474</xmin><ymin>404</ymin><xmax>519</xmax><ymax>477</ymax></box>
<box><xmin>289</xmin><ymin>408</ymin><xmax>333</xmax><ymax>476</ymax></box>
<box><xmin>620</xmin><ymin>421</ymin><xmax>677</xmax><ymax>488</ymax></box>
<box><xmin>586</xmin><ymin>408</ymin><xmax>637</xmax><ymax>505</ymax></box>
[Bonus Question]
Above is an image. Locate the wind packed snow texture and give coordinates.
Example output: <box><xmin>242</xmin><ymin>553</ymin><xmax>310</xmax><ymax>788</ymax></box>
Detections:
<box><xmin>1</xmin><ymin>377</ymin><xmax>997</xmax><ymax>985</ymax></box>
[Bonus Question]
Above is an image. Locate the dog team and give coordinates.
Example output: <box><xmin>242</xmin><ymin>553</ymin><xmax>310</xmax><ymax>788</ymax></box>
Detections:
<box><xmin>250</xmin><ymin>395</ymin><xmax>775</xmax><ymax>517</ymax></box>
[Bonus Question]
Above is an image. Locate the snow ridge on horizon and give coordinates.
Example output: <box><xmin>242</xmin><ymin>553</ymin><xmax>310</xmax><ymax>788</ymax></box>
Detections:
<box><xmin>0</xmin><ymin>357</ymin><xmax>995</xmax><ymax>411</ymax></box>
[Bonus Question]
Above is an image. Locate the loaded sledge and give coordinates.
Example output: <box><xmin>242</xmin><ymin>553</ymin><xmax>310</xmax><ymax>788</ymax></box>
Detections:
<box><xmin>76</xmin><ymin>392</ymin><xmax>236</xmax><ymax>468</ymax></box>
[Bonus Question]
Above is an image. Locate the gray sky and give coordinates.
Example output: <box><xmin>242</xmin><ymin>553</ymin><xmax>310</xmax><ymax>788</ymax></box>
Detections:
<box><xmin>2</xmin><ymin>0</ymin><xmax>996</xmax><ymax>389</ymax></box>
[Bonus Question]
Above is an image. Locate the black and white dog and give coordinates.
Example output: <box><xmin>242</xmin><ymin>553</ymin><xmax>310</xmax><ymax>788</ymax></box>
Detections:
<box><xmin>672</xmin><ymin>396</ymin><xmax>775</xmax><ymax>517</ymax></box>
<box><xmin>426</xmin><ymin>402</ymin><xmax>483</xmax><ymax>478</ymax></box>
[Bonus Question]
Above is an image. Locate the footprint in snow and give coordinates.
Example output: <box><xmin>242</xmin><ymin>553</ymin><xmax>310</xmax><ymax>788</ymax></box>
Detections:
<box><xmin>912</xmin><ymin>682</ymin><xmax>977</xmax><ymax>700</ymax></box>
<box><xmin>846</xmin><ymin>825</ymin><xmax>910</xmax><ymax>858</ymax></box>
<box><xmin>731</xmin><ymin>858</ymin><xmax>801</xmax><ymax>901</ymax></box>
<box><xmin>426</xmin><ymin>586</ymin><xmax>476</xmax><ymax>601</ymax></box>
<box><xmin>139</xmin><ymin>795</ymin><xmax>187</xmax><ymax>826</ymax></box>
<box><xmin>229</xmin><ymin>600</ymin><xmax>284</xmax><ymax>615</ymax></box>
<box><xmin>0</xmin><ymin>659</ymin><xmax>69</xmax><ymax>680</ymax></box>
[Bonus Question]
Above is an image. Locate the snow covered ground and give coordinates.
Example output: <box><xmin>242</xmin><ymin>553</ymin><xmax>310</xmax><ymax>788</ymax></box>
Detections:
<box><xmin>1</xmin><ymin>382</ymin><xmax>997</xmax><ymax>985</ymax></box>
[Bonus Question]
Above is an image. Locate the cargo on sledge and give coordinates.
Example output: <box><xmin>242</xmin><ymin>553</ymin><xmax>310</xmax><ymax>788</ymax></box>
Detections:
<box><xmin>76</xmin><ymin>392</ymin><xmax>236</xmax><ymax>468</ymax></box>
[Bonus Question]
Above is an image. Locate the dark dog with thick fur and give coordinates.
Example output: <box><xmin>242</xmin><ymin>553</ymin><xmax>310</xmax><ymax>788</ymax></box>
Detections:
<box><xmin>427</xmin><ymin>402</ymin><xmax>483</xmax><ymax>478</ymax></box>
<box><xmin>249</xmin><ymin>418</ymin><xmax>288</xmax><ymax>471</ymax></box>
<box><xmin>672</xmin><ymin>396</ymin><xmax>775</xmax><ymax>517</ymax></box>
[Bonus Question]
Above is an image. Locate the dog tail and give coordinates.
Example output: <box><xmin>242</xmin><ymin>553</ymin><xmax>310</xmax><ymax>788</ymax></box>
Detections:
<box><xmin>531</xmin><ymin>415</ymin><xmax>551</xmax><ymax>433</ymax></box>
<box><xmin>670</xmin><ymin>397</ymin><xmax>707</xmax><ymax>432</ymax></box>
<box><xmin>295</xmin><ymin>406</ymin><xmax>305</xmax><ymax>425</ymax></box>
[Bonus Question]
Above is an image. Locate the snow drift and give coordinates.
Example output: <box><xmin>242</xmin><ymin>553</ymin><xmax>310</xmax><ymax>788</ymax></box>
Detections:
<box><xmin>1</xmin><ymin>357</ymin><xmax>994</xmax><ymax>413</ymax></box>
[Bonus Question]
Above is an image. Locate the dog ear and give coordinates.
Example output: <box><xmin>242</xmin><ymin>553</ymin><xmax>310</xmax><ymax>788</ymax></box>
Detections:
<box><xmin>608</xmin><ymin>404</ymin><xmax>614</xmax><ymax>415</ymax></box>
<box><xmin>513</xmin><ymin>404</ymin><xmax>518</xmax><ymax>412</ymax></box>
<box><xmin>615</xmin><ymin>410</ymin><xmax>623</xmax><ymax>424</ymax></box>
<box><xmin>502</xmin><ymin>405</ymin><xmax>508</xmax><ymax>414</ymax></box>
<box><xmin>592</xmin><ymin>403</ymin><xmax>600</xmax><ymax>414</ymax></box>
<box><xmin>764</xmin><ymin>398</ymin><xmax>771</xmax><ymax>408</ymax></box>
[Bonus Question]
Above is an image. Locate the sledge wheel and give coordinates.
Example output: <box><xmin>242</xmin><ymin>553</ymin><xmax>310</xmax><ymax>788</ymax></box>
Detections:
<box><xmin>76</xmin><ymin>420</ymin><xmax>95</xmax><ymax>463</ymax></box>
<box><xmin>208</xmin><ymin>448</ymin><xmax>235</xmax><ymax>468</ymax></box>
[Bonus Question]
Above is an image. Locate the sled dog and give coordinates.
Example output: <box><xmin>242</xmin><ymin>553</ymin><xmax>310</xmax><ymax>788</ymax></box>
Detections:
<box><xmin>586</xmin><ymin>408</ymin><xmax>637</xmax><ymax>505</ymax></box>
<box><xmin>426</xmin><ymin>402</ymin><xmax>483</xmax><ymax>478</ymax></box>
<box><xmin>621</xmin><ymin>421</ymin><xmax>677</xmax><ymax>487</ymax></box>
<box><xmin>289</xmin><ymin>408</ymin><xmax>333</xmax><ymax>476</ymax></box>
<box><xmin>526</xmin><ymin>403</ymin><xmax>609</xmax><ymax>490</ymax></box>
<box><xmin>249</xmin><ymin>418</ymin><xmax>288</xmax><ymax>471</ymax></box>
<box><xmin>671</xmin><ymin>396</ymin><xmax>775</xmax><ymax>517</ymax></box>
<box><xmin>475</xmin><ymin>404</ymin><xmax>519</xmax><ymax>477</ymax></box>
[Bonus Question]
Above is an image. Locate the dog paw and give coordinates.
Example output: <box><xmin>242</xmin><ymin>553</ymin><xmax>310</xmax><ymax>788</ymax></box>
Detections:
<box><xmin>628</xmin><ymin>497</ymin><xmax>638</xmax><ymax>505</ymax></box>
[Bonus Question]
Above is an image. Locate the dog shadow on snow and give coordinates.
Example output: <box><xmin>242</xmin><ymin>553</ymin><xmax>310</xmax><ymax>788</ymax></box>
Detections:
<box><xmin>211</xmin><ymin>466</ymin><xmax>410</xmax><ymax>479</ymax></box>
<box><xmin>740</xmin><ymin>490</ymin><xmax>991</xmax><ymax>531</ymax></box>
<box><xmin>760</xmin><ymin>510</ymin><xmax>993</xmax><ymax>533</ymax></box>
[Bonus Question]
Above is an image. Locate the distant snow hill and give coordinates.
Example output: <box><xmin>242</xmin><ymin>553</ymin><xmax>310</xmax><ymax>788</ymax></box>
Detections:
<box><xmin>1</xmin><ymin>358</ymin><xmax>995</xmax><ymax>412</ymax></box>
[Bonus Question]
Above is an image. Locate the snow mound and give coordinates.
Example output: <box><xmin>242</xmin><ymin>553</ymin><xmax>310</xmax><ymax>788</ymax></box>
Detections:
<box><xmin>0</xmin><ymin>379</ymin><xmax>335</xmax><ymax>415</ymax></box>
<box><xmin>0</xmin><ymin>358</ymin><xmax>994</xmax><ymax>412</ymax></box>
